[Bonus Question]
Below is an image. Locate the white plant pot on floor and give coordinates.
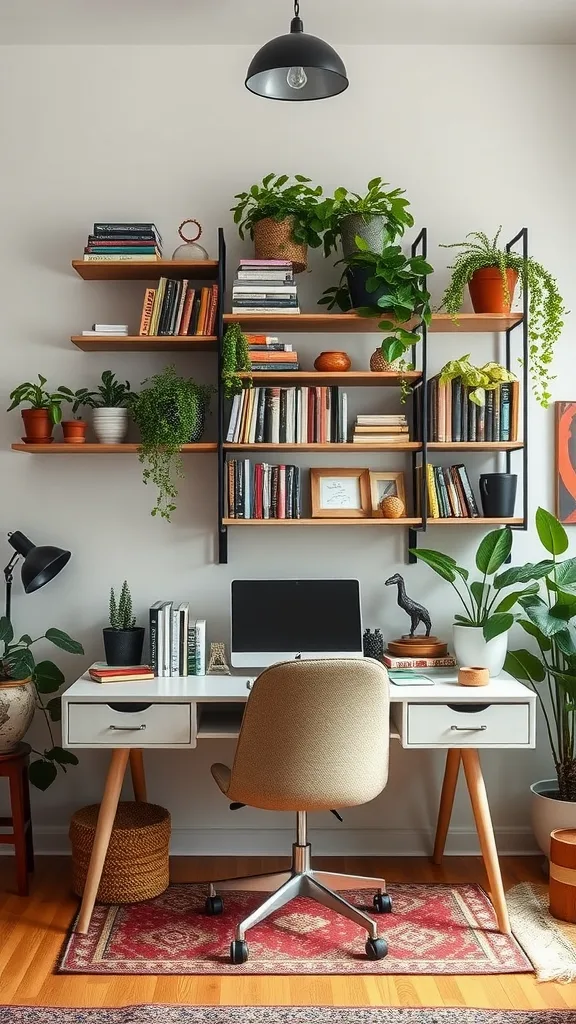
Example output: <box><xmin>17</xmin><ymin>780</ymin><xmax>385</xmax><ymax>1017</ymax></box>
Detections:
<box><xmin>452</xmin><ymin>624</ymin><xmax>509</xmax><ymax>676</ymax></box>
<box><xmin>531</xmin><ymin>779</ymin><xmax>576</xmax><ymax>858</ymax></box>
<box><xmin>93</xmin><ymin>407</ymin><xmax>128</xmax><ymax>445</ymax></box>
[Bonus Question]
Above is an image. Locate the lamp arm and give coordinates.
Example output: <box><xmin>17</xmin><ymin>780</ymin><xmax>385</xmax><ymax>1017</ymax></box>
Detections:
<box><xmin>4</xmin><ymin>553</ymin><xmax>20</xmax><ymax>623</ymax></box>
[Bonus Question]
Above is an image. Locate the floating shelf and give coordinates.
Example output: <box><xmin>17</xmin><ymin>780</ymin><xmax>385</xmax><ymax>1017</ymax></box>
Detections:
<box><xmin>12</xmin><ymin>443</ymin><xmax>217</xmax><ymax>454</ymax></box>
<box><xmin>239</xmin><ymin>371</ymin><xmax>421</xmax><ymax>388</ymax></box>
<box><xmin>225</xmin><ymin>443</ymin><xmax>421</xmax><ymax>452</ymax></box>
<box><xmin>222</xmin><ymin>518</ymin><xmax>422</xmax><ymax>527</ymax></box>
<box><xmin>224</xmin><ymin>312</ymin><xmax>523</xmax><ymax>334</ymax></box>
<box><xmin>427</xmin><ymin>517</ymin><xmax>524</xmax><ymax>526</ymax></box>
<box><xmin>427</xmin><ymin>442</ymin><xmax>524</xmax><ymax>452</ymax></box>
<box><xmin>71</xmin><ymin>335</ymin><xmax>217</xmax><ymax>352</ymax></box>
<box><xmin>72</xmin><ymin>259</ymin><xmax>219</xmax><ymax>282</ymax></box>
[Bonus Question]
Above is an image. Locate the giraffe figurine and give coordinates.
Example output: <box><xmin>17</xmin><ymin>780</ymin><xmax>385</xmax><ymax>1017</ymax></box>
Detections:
<box><xmin>385</xmin><ymin>573</ymin><xmax>432</xmax><ymax>638</ymax></box>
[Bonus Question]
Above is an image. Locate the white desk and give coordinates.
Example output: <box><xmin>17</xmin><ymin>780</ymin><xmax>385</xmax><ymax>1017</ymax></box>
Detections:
<box><xmin>62</xmin><ymin>669</ymin><xmax>536</xmax><ymax>935</ymax></box>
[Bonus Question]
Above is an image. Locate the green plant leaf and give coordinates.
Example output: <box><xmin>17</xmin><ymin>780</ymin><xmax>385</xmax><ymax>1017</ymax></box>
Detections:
<box><xmin>410</xmin><ymin>549</ymin><xmax>458</xmax><ymax>583</ymax></box>
<box><xmin>547</xmin><ymin>667</ymin><xmax>576</xmax><ymax>700</ymax></box>
<box><xmin>45</xmin><ymin>746</ymin><xmax>79</xmax><ymax>766</ymax></box>
<box><xmin>517</xmin><ymin>618</ymin><xmax>552</xmax><ymax>651</ymax></box>
<box><xmin>28</xmin><ymin>758</ymin><xmax>58</xmax><ymax>791</ymax></box>
<box><xmin>554</xmin><ymin>625</ymin><xmax>576</xmax><ymax>657</ymax></box>
<box><xmin>504</xmin><ymin>648</ymin><xmax>546</xmax><ymax>683</ymax></box>
<box><xmin>535</xmin><ymin>506</ymin><xmax>568</xmax><ymax>556</ymax></box>
<box><xmin>470</xmin><ymin>580</ymin><xmax>485</xmax><ymax>610</ymax></box>
<box><xmin>483</xmin><ymin>612</ymin><xmax>514</xmax><ymax>642</ymax></box>
<box><xmin>34</xmin><ymin>660</ymin><xmax>65</xmax><ymax>693</ymax></box>
<box><xmin>0</xmin><ymin>617</ymin><xmax>14</xmax><ymax>644</ymax></box>
<box><xmin>382</xmin><ymin>339</ymin><xmax>405</xmax><ymax>363</ymax></box>
<box><xmin>45</xmin><ymin>628</ymin><xmax>84</xmax><ymax>655</ymax></box>
<box><xmin>46</xmin><ymin>697</ymin><xmax>61</xmax><ymax>722</ymax></box>
<box><xmin>493</xmin><ymin>560</ymin><xmax>555</xmax><ymax>589</ymax></box>
<box><xmin>519</xmin><ymin>596</ymin><xmax>570</xmax><ymax>637</ymax></box>
<box><xmin>475</xmin><ymin>528</ymin><xmax>512</xmax><ymax>575</ymax></box>
<box><xmin>493</xmin><ymin>585</ymin><xmax>538</xmax><ymax>613</ymax></box>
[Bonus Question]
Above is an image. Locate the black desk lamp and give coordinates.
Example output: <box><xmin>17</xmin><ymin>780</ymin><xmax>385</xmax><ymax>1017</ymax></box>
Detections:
<box><xmin>4</xmin><ymin>531</ymin><xmax>71</xmax><ymax>621</ymax></box>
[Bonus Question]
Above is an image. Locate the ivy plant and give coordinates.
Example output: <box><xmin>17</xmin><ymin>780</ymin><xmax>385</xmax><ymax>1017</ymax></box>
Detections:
<box><xmin>222</xmin><ymin>323</ymin><xmax>252</xmax><ymax>399</ymax></box>
<box><xmin>320</xmin><ymin>178</ymin><xmax>414</xmax><ymax>256</ymax></box>
<box><xmin>0</xmin><ymin>616</ymin><xmax>84</xmax><ymax>791</ymax></box>
<box><xmin>231</xmin><ymin>173</ymin><xmax>324</xmax><ymax>248</ymax></box>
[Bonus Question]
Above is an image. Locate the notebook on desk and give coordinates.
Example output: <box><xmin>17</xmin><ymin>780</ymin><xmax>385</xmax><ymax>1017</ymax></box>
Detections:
<box><xmin>388</xmin><ymin>670</ymin><xmax>434</xmax><ymax>686</ymax></box>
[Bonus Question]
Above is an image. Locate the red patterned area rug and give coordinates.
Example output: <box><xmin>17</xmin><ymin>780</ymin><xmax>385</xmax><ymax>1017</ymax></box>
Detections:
<box><xmin>60</xmin><ymin>882</ymin><xmax>531</xmax><ymax>976</ymax></box>
<box><xmin>0</xmin><ymin>1010</ymin><xmax>574</xmax><ymax>1024</ymax></box>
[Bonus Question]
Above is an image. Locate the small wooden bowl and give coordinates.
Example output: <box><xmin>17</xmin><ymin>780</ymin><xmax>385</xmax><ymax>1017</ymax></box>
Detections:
<box><xmin>387</xmin><ymin>637</ymin><xmax>448</xmax><ymax>658</ymax></box>
<box><xmin>458</xmin><ymin>666</ymin><xmax>489</xmax><ymax>687</ymax></box>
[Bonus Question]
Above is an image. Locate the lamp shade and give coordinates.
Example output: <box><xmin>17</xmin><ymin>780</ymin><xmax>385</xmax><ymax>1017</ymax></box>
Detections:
<box><xmin>8</xmin><ymin>531</ymin><xmax>71</xmax><ymax>595</ymax></box>
<box><xmin>246</xmin><ymin>14</ymin><xmax>348</xmax><ymax>101</ymax></box>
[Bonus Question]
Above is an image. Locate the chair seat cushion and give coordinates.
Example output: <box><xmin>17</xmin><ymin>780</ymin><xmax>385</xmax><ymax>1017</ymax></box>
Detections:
<box><xmin>211</xmin><ymin>763</ymin><xmax>231</xmax><ymax>794</ymax></box>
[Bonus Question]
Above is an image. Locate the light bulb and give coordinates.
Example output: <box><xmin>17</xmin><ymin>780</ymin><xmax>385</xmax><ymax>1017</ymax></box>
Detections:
<box><xmin>286</xmin><ymin>66</ymin><xmax>308</xmax><ymax>90</ymax></box>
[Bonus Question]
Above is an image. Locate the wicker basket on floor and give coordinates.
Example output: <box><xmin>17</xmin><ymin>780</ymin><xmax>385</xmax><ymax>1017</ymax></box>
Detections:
<box><xmin>69</xmin><ymin>801</ymin><xmax>171</xmax><ymax>904</ymax></box>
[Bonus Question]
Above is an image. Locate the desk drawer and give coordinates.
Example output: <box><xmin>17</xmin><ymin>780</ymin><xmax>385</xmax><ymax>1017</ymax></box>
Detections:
<box><xmin>67</xmin><ymin>702</ymin><xmax>193</xmax><ymax>747</ymax></box>
<box><xmin>406</xmin><ymin>702</ymin><xmax>530</xmax><ymax>748</ymax></box>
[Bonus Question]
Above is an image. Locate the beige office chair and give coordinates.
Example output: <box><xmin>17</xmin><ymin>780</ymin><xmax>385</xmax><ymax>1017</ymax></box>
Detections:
<box><xmin>206</xmin><ymin>658</ymin><xmax>391</xmax><ymax>964</ymax></box>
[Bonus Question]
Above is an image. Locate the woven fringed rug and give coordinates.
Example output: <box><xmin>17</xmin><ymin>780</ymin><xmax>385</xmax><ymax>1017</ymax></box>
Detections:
<box><xmin>0</xmin><ymin>1009</ymin><xmax>575</xmax><ymax>1024</ymax></box>
<box><xmin>508</xmin><ymin>881</ymin><xmax>576</xmax><ymax>983</ymax></box>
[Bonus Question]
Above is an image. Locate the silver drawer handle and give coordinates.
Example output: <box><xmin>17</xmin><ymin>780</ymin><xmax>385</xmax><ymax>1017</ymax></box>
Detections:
<box><xmin>109</xmin><ymin>724</ymin><xmax>147</xmax><ymax>732</ymax></box>
<box><xmin>450</xmin><ymin>724</ymin><xmax>487</xmax><ymax>732</ymax></box>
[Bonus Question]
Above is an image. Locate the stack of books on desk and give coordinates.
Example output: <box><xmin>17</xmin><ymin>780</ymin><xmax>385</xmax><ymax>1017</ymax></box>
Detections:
<box><xmin>149</xmin><ymin>602</ymin><xmax>206</xmax><ymax>677</ymax></box>
<box><xmin>352</xmin><ymin>413</ymin><xmax>409</xmax><ymax>444</ymax></box>
<box><xmin>247</xmin><ymin>334</ymin><xmax>299</xmax><ymax>371</ymax></box>
<box><xmin>89</xmin><ymin>663</ymin><xmax>154</xmax><ymax>683</ymax></box>
<box><xmin>232</xmin><ymin>260</ymin><xmax>300</xmax><ymax>314</ymax></box>
<box><xmin>83</xmin><ymin>222</ymin><xmax>162</xmax><ymax>262</ymax></box>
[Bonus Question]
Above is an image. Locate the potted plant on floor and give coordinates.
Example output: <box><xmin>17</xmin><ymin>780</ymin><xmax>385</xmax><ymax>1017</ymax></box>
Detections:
<box><xmin>57</xmin><ymin>386</ymin><xmax>97</xmax><ymax>443</ymax></box>
<box><xmin>130</xmin><ymin>364</ymin><xmax>214</xmax><ymax>520</ymax></box>
<box><xmin>103</xmin><ymin>581</ymin><xmax>144</xmax><ymax>666</ymax></box>
<box><xmin>0</xmin><ymin>614</ymin><xmax>83</xmax><ymax>789</ymax></box>
<box><xmin>440</xmin><ymin>227</ymin><xmax>566</xmax><ymax>407</ymax></box>
<box><xmin>321</xmin><ymin>178</ymin><xmax>414</xmax><ymax>258</ymax></box>
<box><xmin>7</xmin><ymin>376</ymin><xmax>66</xmax><ymax>443</ymax></box>
<box><xmin>231</xmin><ymin>173</ymin><xmax>324</xmax><ymax>273</ymax></box>
<box><xmin>92</xmin><ymin>370</ymin><xmax>132</xmax><ymax>444</ymax></box>
<box><xmin>222</xmin><ymin>323</ymin><xmax>252</xmax><ymax>399</ymax></box>
<box><xmin>410</xmin><ymin>526</ymin><xmax>535</xmax><ymax>675</ymax></box>
<box><xmin>500</xmin><ymin>508</ymin><xmax>576</xmax><ymax>854</ymax></box>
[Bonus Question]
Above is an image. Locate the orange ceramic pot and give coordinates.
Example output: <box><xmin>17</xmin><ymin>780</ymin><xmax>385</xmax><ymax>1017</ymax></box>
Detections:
<box><xmin>62</xmin><ymin>420</ymin><xmax>87</xmax><ymax>444</ymax></box>
<box><xmin>21</xmin><ymin>408</ymin><xmax>53</xmax><ymax>443</ymax></box>
<box><xmin>468</xmin><ymin>267</ymin><xmax>518</xmax><ymax>314</ymax></box>
<box><xmin>314</xmin><ymin>351</ymin><xmax>351</xmax><ymax>372</ymax></box>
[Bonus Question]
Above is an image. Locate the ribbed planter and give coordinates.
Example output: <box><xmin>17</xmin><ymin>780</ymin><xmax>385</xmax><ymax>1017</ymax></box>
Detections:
<box><xmin>93</xmin><ymin>407</ymin><xmax>128</xmax><ymax>445</ymax></box>
<box><xmin>103</xmin><ymin>627</ymin><xmax>145</xmax><ymax>667</ymax></box>
<box><xmin>340</xmin><ymin>214</ymin><xmax>387</xmax><ymax>258</ymax></box>
<box><xmin>531</xmin><ymin>780</ymin><xmax>576</xmax><ymax>858</ymax></box>
<box><xmin>253</xmin><ymin>216</ymin><xmax>307</xmax><ymax>274</ymax></box>
<box><xmin>452</xmin><ymin>624</ymin><xmax>509</xmax><ymax>677</ymax></box>
<box><xmin>468</xmin><ymin>267</ymin><xmax>519</xmax><ymax>314</ymax></box>
<box><xmin>0</xmin><ymin>678</ymin><xmax>35</xmax><ymax>753</ymax></box>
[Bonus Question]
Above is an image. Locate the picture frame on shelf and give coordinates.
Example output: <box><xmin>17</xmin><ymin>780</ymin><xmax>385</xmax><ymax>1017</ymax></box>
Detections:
<box><xmin>310</xmin><ymin>468</ymin><xmax>371</xmax><ymax>519</ymax></box>
<box><xmin>369</xmin><ymin>471</ymin><xmax>406</xmax><ymax>517</ymax></box>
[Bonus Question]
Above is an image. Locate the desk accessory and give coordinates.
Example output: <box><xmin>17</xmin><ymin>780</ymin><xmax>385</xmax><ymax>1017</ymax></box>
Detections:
<box><xmin>89</xmin><ymin>664</ymin><xmax>154</xmax><ymax>684</ymax></box>
<box><xmin>207</xmin><ymin>643</ymin><xmax>231</xmax><ymax>675</ymax></box>
<box><xmin>380</xmin><ymin>495</ymin><xmax>405</xmax><ymax>519</ymax></box>
<box><xmin>370</xmin><ymin>472</ymin><xmax>406</xmax><ymax>516</ymax></box>
<box><xmin>310</xmin><ymin>468</ymin><xmax>371</xmax><ymax>518</ymax></box>
<box><xmin>384</xmin><ymin>573</ymin><xmax>448</xmax><ymax>660</ymax></box>
<box><xmin>458</xmin><ymin>666</ymin><xmax>489</xmax><ymax>687</ymax></box>
<box><xmin>172</xmin><ymin>219</ymin><xmax>210</xmax><ymax>261</ymax></box>
<box><xmin>314</xmin><ymin>351</ymin><xmax>351</xmax><ymax>372</ymax></box>
<box><xmin>388</xmin><ymin>670</ymin><xmax>434</xmax><ymax>686</ymax></box>
<box><xmin>480</xmin><ymin>473</ymin><xmax>517</xmax><ymax>518</ymax></box>
<box><xmin>3</xmin><ymin>530</ymin><xmax>70</xmax><ymax>621</ymax></box>
<box><xmin>362</xmin><ymin>629</ymin><xmax>384</xmax><ymax>660</ymax></box>
<box><xmin>103</xmin><ymin>582</ymin><xmax>145</xmax><ymax>667</ymax></box>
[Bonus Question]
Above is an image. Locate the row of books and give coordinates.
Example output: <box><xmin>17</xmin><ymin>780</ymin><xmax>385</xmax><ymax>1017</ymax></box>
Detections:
<box><xmin>425</xmin><ymin>463</ymin><xmax>480</xmax><ymax>518</ymax></box>
<box><xmin>139</xmin><ymin>281</ymin><xmax>218</xmax><ymax>337</ymax></box>
<box><xmin>232</xmin><ymin>259</ymin><xmax>300</xmax><ymax>314</ymax></box>
<box><xmin>83</xmin><ymin>222</ymin><xmax>162</xmax><ymax>262</ymax></box>
<box><xmin>148</xmin><ymin>602</ymin><xmax>206</xmax><ymax>677</ymax></box>
<box><xmin>352</xmin><ymin>413</ymin><xmax>409</xmax><ymax>445</ymax></box>
<box><xmin>226</xmin><ymin>386</ymin><xmax>348</xmax><ymax>444</ymax></box>
<box><xmin>227</xmin><ymin>461</ymin><xmax>302</xmax><ymax>519</ymax></box>
<box><xmin>246</xmin><ymin>334</ymin><xmax>300</xmax><ymax>371</ymax></box>
<box><xmin>426</xmin><ymin>377</ymin><xmax>520</xmax><ymax>442</ymax></box>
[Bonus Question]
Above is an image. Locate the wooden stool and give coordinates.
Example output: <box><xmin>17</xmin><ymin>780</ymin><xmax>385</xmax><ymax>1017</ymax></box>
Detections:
<box><xmin>550</xmin><ymin>828</ymin><xmax>576</xmax><ymax>922</ymax></box>
<box><xmin>0</xmin><ymin>742</ymin><xmax>34</xmax><ymax>896</ymax></box>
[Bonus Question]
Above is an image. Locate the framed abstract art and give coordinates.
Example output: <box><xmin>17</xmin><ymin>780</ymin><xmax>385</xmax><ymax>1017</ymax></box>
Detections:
<box><xmin>555</xmin><ymin>401</ymin><xmax>576</xmax><ymax>523</ymax></box>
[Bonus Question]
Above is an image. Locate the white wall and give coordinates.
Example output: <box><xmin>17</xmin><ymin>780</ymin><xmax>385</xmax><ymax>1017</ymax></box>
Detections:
<box><xmin>0</xmin><ymin>43</ymin><xmax>574</xmax><ymax>855</ymax></box>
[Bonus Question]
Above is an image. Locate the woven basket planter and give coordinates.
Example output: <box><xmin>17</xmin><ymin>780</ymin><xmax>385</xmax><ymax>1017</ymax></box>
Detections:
<box><xmin>253</xmin><ymin>216</ymin><xmax>307</xmax><ymax>273</ymax></box>
<box><xmin>70</xmin><ymin>801</ymin><xmax>171</xmax><ymax>904</ymax></box>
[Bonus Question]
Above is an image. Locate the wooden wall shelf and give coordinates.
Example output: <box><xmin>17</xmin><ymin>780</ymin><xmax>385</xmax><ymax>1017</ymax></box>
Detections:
<box><xmin>224</xmin><ymin>312</ymin><xmax>523</xmax><ymax>334</ymax></box>
<box><xmin>71</xmin><ymin>336</ymin><xmax>217</xmax><ymax>352</ymax></box>
<box><xmin>12</xmin><ymin>443</ymin><xmax>217</xmax><ymax>454</ymax></box>
<box><xmin>72</xmin><ymin>260</ymin><xmax>219</xmax><ymax>282</ymax></box>
<box><xmin>225</xmin><ymin>442</ymin><xmax>421</xmax><ymax>452</ymax></box>
<box><xmin>428</xmin><ymin>442</ymin><xmax>524</xmax><ymax>452</ymax></box>
<box><xmin>222</xmin><ymin>517</ymin><xmax>422</xmax><ymax>527</ymax></box>
<box><xmin>239</xmin><ymin>370</ymin><xmax>421</xmax><ymax>388</ymax></box>
<box><xmin>427</xmin><ymin>517</ymin><xmax>524</xmax><ymax>526</ymax></box>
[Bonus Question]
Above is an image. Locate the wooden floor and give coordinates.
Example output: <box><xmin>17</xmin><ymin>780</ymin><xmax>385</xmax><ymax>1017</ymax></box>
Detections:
<box><xmin>0</xmin><ymin>855</ymin><xmax>574</xmax><ymax>1010</ymax></box>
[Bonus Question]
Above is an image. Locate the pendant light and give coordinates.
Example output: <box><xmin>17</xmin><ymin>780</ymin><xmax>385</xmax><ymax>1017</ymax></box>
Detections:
<box><xmin>245</xmin><ymin>0</ymin><xmax>349</xmax><ymax>102</ymax></box>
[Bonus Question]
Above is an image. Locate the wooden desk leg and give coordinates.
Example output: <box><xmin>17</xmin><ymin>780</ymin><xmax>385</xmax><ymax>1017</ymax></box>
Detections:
<box><xmin>433</xmin><ymin>749</ymin><xmax>461</xmax><ymax>865</ymax></box>
<box><xmin>460</xmin><ymin>748</ymin><xmax>511</xmax><ymax>935</ymax></box>
<box><xmin>76</xmin><ymin>748</ymin><xmax>129</xmax><ymax>934</ymax></box>
<box><xmin>129</xmin><ymin>750</ymin><xmax>147</xmax><ymax>802</ymax></box>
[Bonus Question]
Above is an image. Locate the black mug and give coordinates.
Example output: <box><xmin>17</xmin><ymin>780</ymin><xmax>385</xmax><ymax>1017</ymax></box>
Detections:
<box><xmin>479</xmin><ymin>473</ymin><xmax>517</xmax><ymax>518</ymax></box>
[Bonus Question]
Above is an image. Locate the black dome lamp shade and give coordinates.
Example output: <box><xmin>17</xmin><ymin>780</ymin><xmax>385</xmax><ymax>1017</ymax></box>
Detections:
<box><xmin>246</xmin><ymin>0</ymin><xmax>348</xmax><ymax>101</ymax></box>
<box><xmin>4</xmin><ymin>531</ymin><xmax>71</xmax><ymax>621</ymax></box>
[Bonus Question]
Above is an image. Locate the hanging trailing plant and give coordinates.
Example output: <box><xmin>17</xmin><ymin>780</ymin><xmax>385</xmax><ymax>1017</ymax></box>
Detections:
<box><xmin>222</xmin><ymin>323</ymin><xmax>252</xmax><ymax>399</ymax></box>
<box><xmin>130</xmin><ymin>365</ymin><xmax>214</xmax><ymax>521</ymax></box>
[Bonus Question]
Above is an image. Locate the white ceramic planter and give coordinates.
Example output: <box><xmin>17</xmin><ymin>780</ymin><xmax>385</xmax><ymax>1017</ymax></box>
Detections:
<box><xmin>93</xmin><ymin>407</ymin><xmax>128</xmax><ymax>445</ymax></box>
<box><xmin>452</xmin><ymin>624</ymin><xmax>509</xmax><ymax>676</ymax></box>
<box><xmin>531</xmin><ymin>779</ymin><xmax>576</xmax><ymax>857</ymax></box>
<box><xmin>0</xmin><ymin>678</ymin><xmax>36</xmax><ymax>753</ymax></box>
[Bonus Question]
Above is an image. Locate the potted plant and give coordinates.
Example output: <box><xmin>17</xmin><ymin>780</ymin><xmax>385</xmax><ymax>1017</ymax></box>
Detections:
<box><xmin>440</xmin><ymin>228</ymin><xmax>566</xmax><ymax>407</ymax></box>
<box><xmin>57</xmin><ymin>387</ymin><xmax>97</xmax><ymax>443</ymax></box>
<box><xmin>130</xmin><ymin>365</ymin><xmax>214</xmax><ymax>520</ymax></box>
<box><xmin>103</xmin><ymin>581</ymin><xmax>144</xmax><ymax>666</ymax></box>
<box><xmin>438</xmin><ymin>354</ymin><xmax>517</xmax><ymax>405</ymax></box>
<box><xmin>0</xmin><ymin>614</ymin><xmax>83</xmax><ymax>789</ymax></box>
<box><xmin>231</xmin><ymin>173</ymin><xmax>324</xmax><ymax>273</ymax></box>
<box><xmin>319</xmin><ymin>237</ymin><xmax>433</xmax><ymax>365</ymax></box>
<box><xmin>321</xmin><ymin>178</ymin><xmax>414</xmax><ymax>258</ymax></box>
<box><xmin>499</xmin><ymin>507</ymin><xmax>576</xmax><ymax>854</ymax></box>
<box><xmin>410</xmin><ymin>527</ymin><xmax>535</xmax><ymax>675</ymax></box>
<box><xmin>7</xmin><ymin>375</ymin><xmax>66</xmax><ymax>443</ymax></box>
<box><xmin>222</xmin><ymin>323</ymin><xmax>252</xmax><ymax>399</ymax></box>
<box><xmin>92</xmin><ymin>370</ymin><xmax>132</xmax><ymax>444</ymax></box>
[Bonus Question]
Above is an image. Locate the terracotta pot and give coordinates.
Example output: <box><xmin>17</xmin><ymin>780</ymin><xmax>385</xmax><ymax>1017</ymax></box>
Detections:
<box><xmin>21</xmin><ymin>408</ymin><xmax>53</xmax><ymax>443</ymax></box>
<box><xmin>62</xmin><ymin>420</ymin><xmax>87</xmax><ymax>444</ymax></box>
<box><xmin>253</xmin><ymin>216</ymin><xmax>307</xmax><ymax>274</ymax></box>
<box><xmin>314</xmin><ymin>351</ymin><xmax>351</xmax><ymax>372</ymax></box>
<box><xmin>531</xmin><ymin>780</ymin><xmax>576</xmax><ymax>858</ymax></box>
<box><xmin>468</xmin><ymin>267</ymin><xmax>518</xmax><ymax>314</ymax></box>
<box><xmin>0</xmin><ymin>678</ymin><xmax>35</xmax><ymax>753</ymax></box>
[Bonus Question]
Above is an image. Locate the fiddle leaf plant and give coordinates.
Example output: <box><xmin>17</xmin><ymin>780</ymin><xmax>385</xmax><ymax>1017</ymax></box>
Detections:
<box><xmin>231</xmin><ymin>173</ymin><xmax>325</xmax><ymax>248</ymax></box>
<box><xmin>0</xmin><ymin>616</ymin><xmax>84</xmax><ymax>791</ymax></box>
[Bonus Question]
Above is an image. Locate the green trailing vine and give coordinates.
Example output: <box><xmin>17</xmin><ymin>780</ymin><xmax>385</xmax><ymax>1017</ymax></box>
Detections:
<box><xmin>130</xmin><ymin>365</ymin><xmax>214</xmax><ymax>521</ymax></box>
<box><xmin>440</xmin><ymin>228</ymin><xmax>566</xmax><ymax>407</ymax></box>
<box><xmin>222</xmin><ymin>323</ymin><xmax>252</xmax><ymax>399</ymax></box>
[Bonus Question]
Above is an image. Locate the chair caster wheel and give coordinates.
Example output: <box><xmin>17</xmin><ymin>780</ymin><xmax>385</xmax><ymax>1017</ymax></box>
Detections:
<box><xmin>205</xmin><ymin>895</ymin><xmax>223</xmax><ymax>915</ymax></box>
<box><xmin>373</xmin><ymin>893</ymin><xmax>392</xmax><ymax>914</ymax></box>
<box><xmin>230</xmin><ymin>939</ymin><xmax>249</xmax><ymax>964</ymax></box>
<box><xmin>365</xmin><ymin>936</ymin><xmax>388</xmax><ymax>961</ymax></box>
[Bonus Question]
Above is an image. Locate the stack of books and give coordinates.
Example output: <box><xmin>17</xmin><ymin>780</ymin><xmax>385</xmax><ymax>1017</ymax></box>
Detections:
<box><xmin>426</xmin><ymin>376</ymin><xmax>520</xmax><ymax>442</ymax></box>
<box><xmin>89</xmin><ymin>663</ymin><xmax>154</xmax><ymax>684</ymax></box>
<box><xmin>227</xmin><ymin>386</ymin><xmax>348</xmax><ymax>444</ymax></box>
<box><xmin>232</xmin><ymin>260</ymin><xmax>300</xmax><ymax>315</ymax></box>
<box><xmin>81</xmin><ymin>324</ymin><xmax>128</xmax><ymax>337</ymax></box>
<box><xmin>425</xmin><ymin>463</ymin><xmax>480</xmax><ymax>519</ymax></box>
<box><xmin>227</xmin><ymin>460</ymin><xmax>302</xmax><ymax>519</ymax></box>
<box><xmin>138</xmin><ymin>281</ymin><xmax>218</xmax><ymax>337</ymax></box>
<box><xmin>247</xmin><ymin>334</ymin><xmax>299</xmax><ymax>371</ymax></box>
<box><xmin>383</xmin><ymin>651</ymin><xmax>456</xmax><ymax>670</ymax></box>
<box><xmin>352</xmin><ymin>413</ymin><xmax>409</xmax><ymax>444</ymax></box>
<box><xmin>149</xmin><ymin>603</ymin><xmax>206</xmax><ymax>677</ymax></box>
<box><xmin>83</xmin><ymin>223</ymin><xmax>162</xmax><ymax>262</ymax></box>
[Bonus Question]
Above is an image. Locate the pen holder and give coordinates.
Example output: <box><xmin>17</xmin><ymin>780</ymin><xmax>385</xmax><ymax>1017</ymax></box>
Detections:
<box><xmin>458</xmin><ymin>666</ymin><xmax>489</xmax><ymax>687</ymax></box>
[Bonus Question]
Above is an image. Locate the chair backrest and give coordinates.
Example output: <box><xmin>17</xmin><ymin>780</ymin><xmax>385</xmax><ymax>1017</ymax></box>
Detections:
<box><xmin>225</xmin><ymin>658</ymin><xmax>390</xmax><ymax>812</ymax></box>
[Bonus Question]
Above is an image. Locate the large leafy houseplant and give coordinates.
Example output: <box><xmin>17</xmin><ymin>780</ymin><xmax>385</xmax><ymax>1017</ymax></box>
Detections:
<box><xmin>440</xmin><ymin>228</ymin><xmax>566</xmax><ymax>408</ymax></box>
<box><xmin>231</xmin><ymin>173</ymin><xmax>324</xmax><ymax>248</ymax></box>
<box><xmin>321</xmin><ymin>178</ymin><xmax>414</xmax><ymax>257</ymax></box>
<box><xmin>8</xmin><ymin>375</ymin><xmax>67</xmax><ymax>427</ymax></box>
<box><xmin>130</xmin><ymin>365</ymin><xmax>214</xmax><ymax>521</ymax></box>
<box><xmin>438</xmin><ymin>355</ymin><xmax>517</xmax><ymax>406</ymax></box>
<box><xmin>0</xmin><ymin>616</ymin><xmax>83</xmax><ymax>790</ymax></box>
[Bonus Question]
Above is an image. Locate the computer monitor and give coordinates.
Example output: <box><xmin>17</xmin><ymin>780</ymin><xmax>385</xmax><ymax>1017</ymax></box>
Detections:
<box><xmin>230</xmin><ymin>578</ymin><xmax>363</xmax><ymax>668</ymax></box>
